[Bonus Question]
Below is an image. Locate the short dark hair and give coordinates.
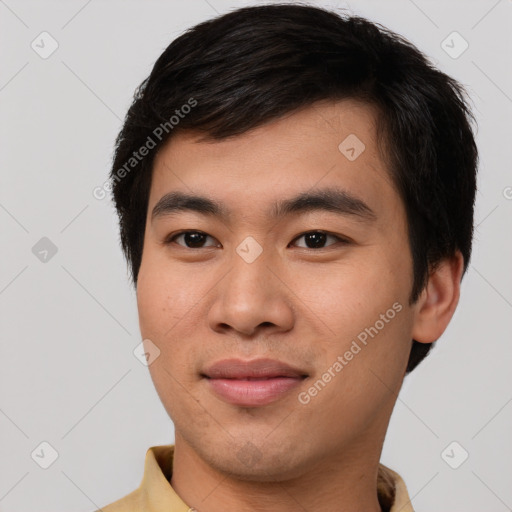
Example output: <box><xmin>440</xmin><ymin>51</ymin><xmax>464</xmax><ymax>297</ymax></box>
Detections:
<box><xmin>109</xmin><ymin>3</ymin><xmax>478</xmax><ymax>373</ymax></box>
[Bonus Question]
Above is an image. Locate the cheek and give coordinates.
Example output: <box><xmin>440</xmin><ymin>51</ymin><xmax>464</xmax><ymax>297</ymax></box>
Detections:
<box><xmin>136</xmin><ymin>273</ymin><xmax>169</xmax><ymax>340</ymax></box>
<box><xmin>290</xmin><ymin>257</ymin><xmax>409</xmax><ymax>338</ymax></box>
<box><xmin>136</xmin><ymin>253</ymin><xmax>201</xmax><ymax>340</ymax></box>
<box><xmin>136</xmin><ymin>252</ymin><xmax>216</xmax><ymax>386</ymax></box>
<box><xmin>287</xmin><ymin>250</ymin><xmax>414</xmax><ymax>405</ymax></box>
<box><xmin>136</xmin><ymin>260</ymin><xmax>202</xmax><ymax>417</ymax></box>
<box><xmin>294</xmin><ymin>296</ymin><xmax>412</xmax><ymax>441</ymax></box>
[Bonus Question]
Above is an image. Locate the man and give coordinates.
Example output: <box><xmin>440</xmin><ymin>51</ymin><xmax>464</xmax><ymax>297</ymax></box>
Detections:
<box><xmin>100</xmin><ymin>3</ymin><xmax>478</xmax><ymax>511</ymax></box>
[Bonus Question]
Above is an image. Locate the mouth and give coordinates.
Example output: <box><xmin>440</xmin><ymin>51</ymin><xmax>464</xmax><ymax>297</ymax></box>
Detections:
<box><xmin>201</xmin><ymin>358</ymin><xmax>308</xmax><ymax>407</ymax></box>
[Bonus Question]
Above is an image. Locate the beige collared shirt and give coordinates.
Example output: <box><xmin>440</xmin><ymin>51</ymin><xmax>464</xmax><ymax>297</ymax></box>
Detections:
<box><xmin>98</xmin><ymin>445</ymin><xmax>414</xmax><ymax>511</ymax></box>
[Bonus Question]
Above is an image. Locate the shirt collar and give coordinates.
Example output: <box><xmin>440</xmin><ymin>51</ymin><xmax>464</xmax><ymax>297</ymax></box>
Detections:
<box><xmin>137</xmin><ymin>445</ymin><xmax>414</xmax><ymax>512</ymax></box>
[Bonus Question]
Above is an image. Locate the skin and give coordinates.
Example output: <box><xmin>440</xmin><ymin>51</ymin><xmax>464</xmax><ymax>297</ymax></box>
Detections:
<box><xmin>136</xmin><ymin>99</ymin><xmax>463</xmax><ymax>512</ymax></box>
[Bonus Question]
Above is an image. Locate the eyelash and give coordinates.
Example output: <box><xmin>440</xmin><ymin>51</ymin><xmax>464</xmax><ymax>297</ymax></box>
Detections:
<box><xmin>164</xmin><ymin>230</ymin><xmax>351</xmax><ymax>250</ymax></box>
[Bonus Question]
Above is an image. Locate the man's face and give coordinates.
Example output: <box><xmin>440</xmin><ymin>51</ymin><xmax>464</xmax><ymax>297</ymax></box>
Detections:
<box><xmin>136</xmin><ymin>99</ymin><xmax>417</xmax><ymax>480</ymax></box>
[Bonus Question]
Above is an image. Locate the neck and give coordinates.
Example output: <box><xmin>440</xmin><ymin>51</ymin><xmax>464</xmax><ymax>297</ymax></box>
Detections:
<box><xmin>170</xmin><ymin>428</ymin><xmax>388</xmax><ymax>512</ymax></box>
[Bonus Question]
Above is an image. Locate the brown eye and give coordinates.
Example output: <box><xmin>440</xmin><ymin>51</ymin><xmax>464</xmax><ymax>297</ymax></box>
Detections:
<box><xmin>292</xmin><ymin>231</ymin><xmax>347</xmax><ymax>249</ymax></box>
<box><xmin>167</xmin><ymin>231</ymin><xmax>220</xmax><ymax>248</ymax></box>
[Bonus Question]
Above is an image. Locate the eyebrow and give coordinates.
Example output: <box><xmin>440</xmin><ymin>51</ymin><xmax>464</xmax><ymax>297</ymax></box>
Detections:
<box><xmin>151</xmin><ymin>188</ymin><xmax>376</xmax><ymax>223</ymax></box>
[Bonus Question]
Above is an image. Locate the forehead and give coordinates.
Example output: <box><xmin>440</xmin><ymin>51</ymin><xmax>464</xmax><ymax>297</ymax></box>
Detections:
<box><xmin>149</xmin><ymin>99</ymin><xmax>397</xmax><ymax>220</ymax></box>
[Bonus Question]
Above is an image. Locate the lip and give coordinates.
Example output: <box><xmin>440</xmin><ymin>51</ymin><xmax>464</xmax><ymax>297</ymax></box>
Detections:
<box><xmin>202</xmin><ymin>358</ymin><xmax>307</xmax><ymax>407</ymax></box>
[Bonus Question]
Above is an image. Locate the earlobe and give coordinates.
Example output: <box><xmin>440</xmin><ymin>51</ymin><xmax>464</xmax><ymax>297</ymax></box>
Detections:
<box><xmin>411</xmin><ymin>252</ymin><xmax>464</xmax><ymax>344</ymax></box>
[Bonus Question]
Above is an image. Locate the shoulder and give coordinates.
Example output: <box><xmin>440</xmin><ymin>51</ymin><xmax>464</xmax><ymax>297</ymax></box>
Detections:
<box><xmin>93</xmin><ymin>487</ymin><xmax>143</xmax><ymax>512</ymax></box>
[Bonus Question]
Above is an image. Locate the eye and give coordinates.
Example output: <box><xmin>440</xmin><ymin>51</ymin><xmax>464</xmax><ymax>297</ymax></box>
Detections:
<box><xmin>165</xmin><ymin>230</ymin><xmax>349</xmax><ymax>250</ymax></box>
<box><xmin>291</xmin><ymin>231</ymin><xmax>348</xmax><ymax>249</ymax></box>
<box><xmin>165</xmin><ymin>230</ymin><xmax>220</xmax><ymax>249</ymax></box>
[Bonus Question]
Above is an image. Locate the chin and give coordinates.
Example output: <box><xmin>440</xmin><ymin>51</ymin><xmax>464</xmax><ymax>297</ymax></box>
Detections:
<box><xmin>211</xmin><ymin>455</ymin><xmax>305</xmax><ymax>482</ymax></box>
<box><xmin>195</xmin><ymin>436</ymin><xmax>313</xmax><ymax>483</ymax></box>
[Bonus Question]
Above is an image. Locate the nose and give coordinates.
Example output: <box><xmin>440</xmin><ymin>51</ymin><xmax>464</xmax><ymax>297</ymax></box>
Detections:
<box><xmin>207</xmin><ymin>250</ymin><xmax>295</xmax><ymax>338</ymax></box>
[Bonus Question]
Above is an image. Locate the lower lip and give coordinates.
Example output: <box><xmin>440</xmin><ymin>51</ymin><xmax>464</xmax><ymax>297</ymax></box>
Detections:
<box><xmin>206</xmin><ymin>377</ymin><xmax>304</xmax><ymax>406</ymax></box>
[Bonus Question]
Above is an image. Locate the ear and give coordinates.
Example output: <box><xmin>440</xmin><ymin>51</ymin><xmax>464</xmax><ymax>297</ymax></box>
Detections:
<box><xmin>411</xmin><ymin>251</ymin><xmax>464</xmax><ymax>344</ymax></box>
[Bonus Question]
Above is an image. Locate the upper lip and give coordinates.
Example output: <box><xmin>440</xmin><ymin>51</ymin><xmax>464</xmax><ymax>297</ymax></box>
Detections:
<box><xmin>202</xmin><ymin>358</ymin><xmax>307</xmax><ymax>379</ymax></box>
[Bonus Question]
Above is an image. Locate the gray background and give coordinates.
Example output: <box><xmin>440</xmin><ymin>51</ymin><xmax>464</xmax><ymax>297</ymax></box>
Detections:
<box><xmin>1</xmin><ymin>0</ymin><xmax>511</xmax><ymax>510</ymax></box>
